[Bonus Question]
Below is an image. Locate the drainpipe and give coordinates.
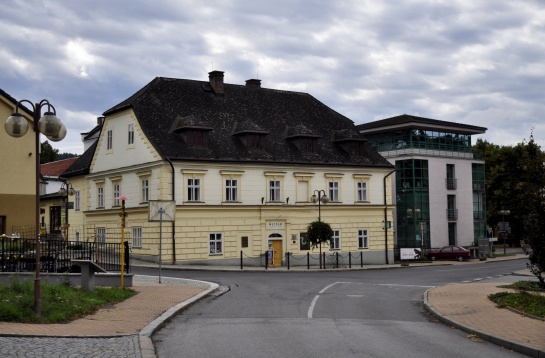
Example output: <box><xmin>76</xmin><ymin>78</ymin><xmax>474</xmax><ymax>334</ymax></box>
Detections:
<box><xmin>384</xmin><ymin>169</ymin><xmax>396</xmax><ymax>264</ymax></box>
<box><xmin>167</xmin><ymin>157</ymin><xmax>176</xmax><ymax>265</ymax></box>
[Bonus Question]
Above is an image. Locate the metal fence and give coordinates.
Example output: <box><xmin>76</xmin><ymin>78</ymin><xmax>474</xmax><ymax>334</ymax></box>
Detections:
<box><xmin>0</xmin><ymin>237</ymin><xmax>129</xmax><ymax>274</ymax></box>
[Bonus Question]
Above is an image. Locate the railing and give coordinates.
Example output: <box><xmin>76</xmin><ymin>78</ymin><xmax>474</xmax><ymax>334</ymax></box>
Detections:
<box><xmin>0</xmin><ymin>237</ymin><xmax>129</xmax><ymax>274</ymax></box>
<box><xmin>447</xmin><ymin>209</ymin><xmax>458</xmax><ymax>221</ymax></box>
<box><xmin>445</xmin><ymin>178</ymin><xmax>457</xmax><ymax>190</ymax></box>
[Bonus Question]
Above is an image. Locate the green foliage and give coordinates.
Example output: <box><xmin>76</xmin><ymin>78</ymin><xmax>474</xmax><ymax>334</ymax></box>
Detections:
<box><xmin>57</xmin><ymin>152</ymin><xmax>78</xmax><ymax>160</ymax></box>
<box><xmin>504</xmin><ymin>280</ymin><xmax>544</xmax><ymax>292</ymax></box>
<box><xmin>307</xmin><ymin>220</ymin><xmax>334</xmax><ymax>249</ymax></box>
<box><xmin>0</xmin><ymin>277</ymin><xmax>136</xmax><ymax>323</ymax></box>
<box><xmin>474</xmin><ymin>135</ymin><xmax>545</xmax><ymax>287</ymax></box>
<box><xmin>489</xmin><ymin>290</ymin><xmax>545</xmax><ymax>318</ymax></box>
<box><xmin>520</xmin><ymin>136</ymin><xmax>545</xmax><ymax>288</ymax></box>
<box><xmin>40</xmin><ymin>140</ymin><xmax>59</xmax><ymax>164</ymax></box>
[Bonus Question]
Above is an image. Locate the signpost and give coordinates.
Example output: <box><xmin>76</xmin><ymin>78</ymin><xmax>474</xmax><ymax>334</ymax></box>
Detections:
<box><xmin>149</xmin><ymin>200</ymin><xmax>176</xmax><ymax>283</ymax></box>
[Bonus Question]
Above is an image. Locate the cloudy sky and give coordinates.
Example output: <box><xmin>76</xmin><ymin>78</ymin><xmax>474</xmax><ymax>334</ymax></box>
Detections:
<box><xmin>1</xmin><ymin>0</ymin><xmax>544</xmax><ymax>155</ymax></box>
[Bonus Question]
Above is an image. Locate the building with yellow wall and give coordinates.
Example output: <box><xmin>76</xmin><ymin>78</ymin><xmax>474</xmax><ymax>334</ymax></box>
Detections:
<box><xmin>0</xmin><ymin>89</ymin><xmax>36</xmax><ymax>236</ymax></box>
<box><xmin>63</xmin><ymin>71</ymin><xmax>396</xmax><ymax>266</ymax></box>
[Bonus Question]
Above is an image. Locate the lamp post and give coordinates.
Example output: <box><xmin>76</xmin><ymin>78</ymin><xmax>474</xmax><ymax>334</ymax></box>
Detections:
<box><xmin>59</xmin><ymin>182</ymin><xmax>75</xmax><ymax>241</ymax></box>
<box><xmin>5</xmin><ymin>99</ymin><xmax>66</xmax><ymax>316</ymax></box>
<box><xmin>310</xmin><ymin>190</ymin><xmax>329</xmax><ymax>269</ymax></box>
<box><xmin>499</xmin><ymin>207</ymin><xmax>510</xmax><ymax>255</ymax></box>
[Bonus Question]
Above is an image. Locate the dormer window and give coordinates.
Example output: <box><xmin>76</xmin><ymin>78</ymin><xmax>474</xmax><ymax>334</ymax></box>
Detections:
<box><xmin>285</xmin><ymin>124</ymin><xmax>321</xmax><ymax>154</ymax></box>
<box><xmin>246</xmin><ymin>133</ymin><xmax>265</xmax><ymax>150</ymax></box>
<box><xmin>190</xmin><ymin>130</ymin><xmax>207</xmax><ymax>146</ymax></box>
<box><xmin>332</xmin><ymin>129</ymin><xmax>368</xmax><ymax>156</ymax></box>
<box><xmin>170</xmin><ymin>114</ymin><xmax>213</xmax><ymax>147</ymax></box>
<box><xmin>232</xmin><ymin>120</ymin><xmax>269</xmax><ymax>151</ymax></box>
<box><xmin>301</xmin><ymin>138</ymin><xmax>315</xmax><ymax>153</ymax></box>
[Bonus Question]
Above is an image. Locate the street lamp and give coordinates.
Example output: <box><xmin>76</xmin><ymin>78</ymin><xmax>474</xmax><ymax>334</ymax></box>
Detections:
<box><xmin>5</xmin><ymin>99</ymin><xmax>66</xmax><ymax>316</ymax></box>
<box><xmin>59</xmin><ymin>182</ymin><xmax>75</xmax><ymax>241</ymax></box>
<box><xmin>310</xmin><ymin>190</ymin><xmax>329</xmax><ymax>268</ymax></box>
<box><xmin>499</xmin><ymin>207</ymin><xmax>510</xmax><ymax>255</ymax></box>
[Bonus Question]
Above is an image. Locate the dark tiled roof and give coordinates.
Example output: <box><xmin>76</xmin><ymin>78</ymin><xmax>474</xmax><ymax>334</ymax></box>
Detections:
<box><xmin>357</xmin><ymin>114</ymin><xmax>487</xmax><ymax>135</ymax></box>
<box><xmin>82</xmin><ymin>123</ymin><xmax>102</xmax><ymax>140</ymax></box>
<box><xmin>104</xmin><ymin>77</ymin><xmax>392</xmax><ymax>168</ymax></box>
<box><xmin>62</xmin><ymin>141</ymin><xmax>98</xmax><ymax>177</ymax></box>
<box><xmin>41</xmin><ymin>157</ymin><xmax>79</xmax><ymax>177</ymax></box>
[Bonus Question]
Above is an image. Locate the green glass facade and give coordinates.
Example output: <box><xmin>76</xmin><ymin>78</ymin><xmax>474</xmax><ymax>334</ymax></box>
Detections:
<box><xmin>395</xmin><ymin>159</ymin><xmax>430</xmax><ymax>248</ymax></box>
<box><xmin>366</xmin><ymin>129</ymin><xmax>472</xmax><ymax>153</ymax></box>
<box><xmin>472</xmin><ymin>163</ymin><xmax>487</xmax><ymax>244</ymax></box>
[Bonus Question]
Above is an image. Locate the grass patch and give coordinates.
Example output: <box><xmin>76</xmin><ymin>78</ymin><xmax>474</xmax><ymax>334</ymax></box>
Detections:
<box><xmin>489</xmin><ymin>280</ymin><xmax>545</xmax><ymax>319</ymax></box>
<box><xmin>0</xmin><ymin>277</ymin><xmax>136</xmax><ymax>323</ymax></box>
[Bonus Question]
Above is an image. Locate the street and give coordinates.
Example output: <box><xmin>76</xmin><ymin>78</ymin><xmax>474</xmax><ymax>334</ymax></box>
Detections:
<box><xmin>133</xmin><ymin>259</ymin><xmax>531</xmax><ymax>358</ymax></box>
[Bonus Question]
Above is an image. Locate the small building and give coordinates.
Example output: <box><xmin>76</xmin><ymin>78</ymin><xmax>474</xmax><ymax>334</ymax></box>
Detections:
<box><xmin>357</xmin><ymin>114</ymin><xmax>487</xmax><ymax>250</ymax></box>
<box><xmin>0</xmin><ymin>89</ymin><xmax>35</xmax><ymax>237</ymax></box>
<box><xmin>63</xmin><ymin>71</ymin><xmax>396</xmax><ymax>266</ymax></box>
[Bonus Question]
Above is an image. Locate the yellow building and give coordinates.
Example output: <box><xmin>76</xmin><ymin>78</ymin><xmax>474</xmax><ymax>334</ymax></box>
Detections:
<box><xmin>63</xmin><ymin>71</ymin><xmax>396</xmax><ymax>266</ymax></box>
<box><xmin>0</xmin><ymin>89</ymin><xmax>36</xmax><ymax>236</ymax></box>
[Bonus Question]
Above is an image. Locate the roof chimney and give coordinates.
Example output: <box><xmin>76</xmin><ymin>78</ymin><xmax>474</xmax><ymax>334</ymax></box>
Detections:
<box><xmin>245</xmin><ymin>79</ymin><xmax>261</xmax><ymax>89</ymax></box>
<box><xmin>208</xmin><ymin>70</ymin><xmax>225</xmax><ymax>96</ymax></box>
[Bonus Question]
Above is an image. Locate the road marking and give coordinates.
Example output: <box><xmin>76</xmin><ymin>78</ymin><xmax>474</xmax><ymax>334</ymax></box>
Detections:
<box><xmin>308</xmin><ymin>281</ymin><xmax>351</xmax><ymax>319</ymax></box>
<box><xmin>377</xmin><ymin>284</ymin><xmax>435</xmax><ymax>288</ymax></box>
<box><xmin>346</xmin><ymin>295</ymin><xmax>364</xmax><ymax>297</ymax></box>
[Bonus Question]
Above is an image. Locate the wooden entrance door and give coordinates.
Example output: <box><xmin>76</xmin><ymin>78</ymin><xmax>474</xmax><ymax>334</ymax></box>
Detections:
<box><xmin>272</xmin><ymin>240</ymin><xmax>283</xmax><ymax>267</ymax></box>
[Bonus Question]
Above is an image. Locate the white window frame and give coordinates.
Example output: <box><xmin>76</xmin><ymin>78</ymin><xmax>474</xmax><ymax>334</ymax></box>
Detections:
<box><xmin>132</xmin><ymin>226</ymin><xmax>142</xmax><ymax>248</ymax></box>
<box><xmin>97</xmin><ymin>185</ymin><xmax>104</xmax><ymax>208</ymax></box>
<box><xmin>357</xmin><ymin>181</ymin><xmax>368</xmax><ymax>202</ymax></box>
<box><xmin>128</xmin><ymin>123</ymin><xmax>134</xmax><ymax>145</ymax></box>
<box><xmin>330</xmin><ymin>229</ymin><xmax>340</xmax><ymax>250</ymax></box>
<box><xmin>328</xmin><ymin>181</ymin><xmax>340</xmax><ymax>202</ymax></box>
<box><xmin>358</xmin><ymin>229</ymin><xmax>369</xmax><ymax>249</ymax></box>
<box><xmin>187</xmin><ymin>178</ymin><xmax>201</xmax><ymax>202</ymax></box>
<box><xmin>269</xmin><ymin>180</ymin><xmax>281</xmax><ymax>202</ymax></box>
<box><xmin>141</xmin><ymin>178</ymin><xmax>149</xmax><ymax>203</ymax></box>
<box><xmin>113</xmin><ymin>182</ymin><xmax>121</xmax><ymax>206</ymax></box>
<box><xmin>209</xmin><ymin>233</ymin><xmax>223</xmax><ymax>255</ymax></box>
<box><xmin>106</xmin><ymin>129</ymin><xmax>113</xmax><ymax>150</ymax></box>
<box><xmin>97</xmin><ymin>227</ymin><xmax>106</xmax><ymax>244</ymax></box>
<box><xmin>74</xmin><ymin>190</ymin><xmax>80</xmax><ymax>211</ymax></box>
<box><xmin>225</xmin><ymin>179</ymin><xmax>238</xmax><ymax>202</ymax></box>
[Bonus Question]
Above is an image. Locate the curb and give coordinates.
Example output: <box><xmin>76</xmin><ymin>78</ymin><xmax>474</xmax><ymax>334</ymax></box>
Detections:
<box><xmin>137</xmin><ymin>278</ymin><xmax>219</xmax><ymax>358</ymax></box>
<box><xmin>423</xmin><ymin>286</ymin><xmax>545</xmax><ymax>358</ymax></box>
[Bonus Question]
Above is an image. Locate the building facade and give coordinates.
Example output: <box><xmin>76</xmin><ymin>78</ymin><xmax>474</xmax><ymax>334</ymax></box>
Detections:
<box><xmin>357</xmin><ymin>115</ymin><xmax>487</xmax><ymax>250</ymax></box>
<box><xmin>64</xmin><ymin>71</ymin><xmax>396</xmax><ymax>266</ymax></box>
<box><xmin>0</xmin><ymin>89</ymin><xmax>35</xmax><ymax>236</ymax></box>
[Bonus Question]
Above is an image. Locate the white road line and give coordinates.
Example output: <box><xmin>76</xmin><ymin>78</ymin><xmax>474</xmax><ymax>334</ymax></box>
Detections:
<box><xmin>308</xmin><ymin>295</ymin><xmax>320</xmax><ymax>319</ymax></box>
<box><xmin>308</xmin><ymin>281</ymin><xmax>351</xmax><ymax>319</ymax></box>
<box><xmin>377</xmin><ymin>284</ymin><xmax>435</xmax><ymax>288</ymax></box>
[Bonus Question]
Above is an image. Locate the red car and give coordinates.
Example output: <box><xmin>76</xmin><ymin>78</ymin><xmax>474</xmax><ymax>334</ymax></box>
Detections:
<box><xmin>427</xmin><ymin>245</ymin><xmax>471</xmax><ymax>262</ymax></box>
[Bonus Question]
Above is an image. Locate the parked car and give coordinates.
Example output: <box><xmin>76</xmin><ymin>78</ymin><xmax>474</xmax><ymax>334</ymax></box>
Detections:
<box><xmin>427</xmin><ymin>245</ymin><xmax>471</xmax><ymax>262</ymax></box>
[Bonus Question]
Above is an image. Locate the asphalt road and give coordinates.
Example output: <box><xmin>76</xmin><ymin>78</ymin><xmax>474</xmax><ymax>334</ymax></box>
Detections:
<box><xmin>134</xmin><ymin>259</ymin><xmax>530</xmax><ymax>358</ymax></box>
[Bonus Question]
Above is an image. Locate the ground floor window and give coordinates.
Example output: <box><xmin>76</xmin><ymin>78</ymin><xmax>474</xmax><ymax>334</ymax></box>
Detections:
<box><xmin>358</xmin><ymin>229</ymin><xmax>369</xmax><ymax>249</ymax></box>
<box><xmin>209</xmin><ymin>233</ymin><xmax>222</xmax><ymax>254</ymax></box>
<box><xmin>330</xmin><ymin>229</ymin><xmax>340</xmax><ymax>249</ymax></box>
<box><xmin>132</xmin><ymin>227</ymin><xmax>143</xmax><ymax>248</ymax></box>
<box><xmin>97</xmin><ymin>227</ymin><xmax>106</xmax><ymax>244</ymax></box>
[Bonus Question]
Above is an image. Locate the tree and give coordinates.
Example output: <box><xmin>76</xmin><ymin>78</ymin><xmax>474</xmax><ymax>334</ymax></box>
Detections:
<box><xmin>307</xmin><ymin>220</ymin><xmax>333</xmax><ymax>269</ymax></box>
<box><xmin>521</xmin><ymin>135</ymin><xmax>545</xmax><ymax>288</ymax></box>
<box><xmin>40</xmin><ymin>140</ymin><xmax>59</xmax><ymax>164</ymax></box>
<box><xmin>58</xmin><ymin>152</ymin><xmax>78</xmax><ymax>160</ymax></box>
<box><xmin>306</xmin><ymin>220</ymin><xmax>334</xmax><ymax>249</ymax></box>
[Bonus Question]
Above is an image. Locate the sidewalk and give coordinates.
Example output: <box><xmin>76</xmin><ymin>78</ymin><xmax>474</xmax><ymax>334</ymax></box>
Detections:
<box><xmin>0</xmin><ymin>253</ymin><xmax>542</xmax><ymax>358</ymax></box>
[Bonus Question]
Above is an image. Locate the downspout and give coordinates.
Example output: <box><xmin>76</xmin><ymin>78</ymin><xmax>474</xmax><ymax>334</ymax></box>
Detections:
<box><xmin>167</xmin><ymin>157</ymin><xmax>176</xmax><ymax>265</ymax></box>
<box><xmin>384</xmin><ymin>169</ymin><xmax>396</xmax><ymax>264</ymax></box>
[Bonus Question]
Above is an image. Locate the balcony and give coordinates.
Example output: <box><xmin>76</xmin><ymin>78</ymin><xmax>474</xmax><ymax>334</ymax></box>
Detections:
<box><xmin>446</xmin><ymin>178</ymin><xmax>457</xmax><ymax>190</ymax></box>
<box><xmin>447</xmin><ymin>208</ymin><xmax>458</xmax><ymax>221</ymax></box>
